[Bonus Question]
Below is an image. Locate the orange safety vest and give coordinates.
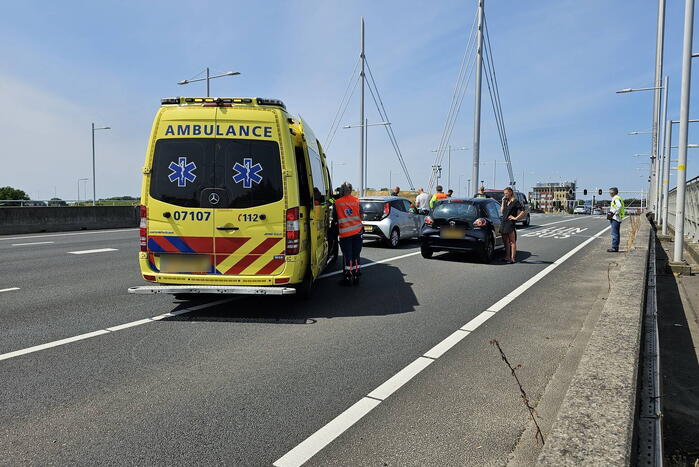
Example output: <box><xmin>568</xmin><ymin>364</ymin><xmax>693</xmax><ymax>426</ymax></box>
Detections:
<box><xmin>430</xmin><ymin>192</ymin><xmax>448</xmax><ymax>208</ymax></box>
<box><xmin>335</xmin><ymin>195</ymin><xmax>363</xmax><ymax>238</ymax></box>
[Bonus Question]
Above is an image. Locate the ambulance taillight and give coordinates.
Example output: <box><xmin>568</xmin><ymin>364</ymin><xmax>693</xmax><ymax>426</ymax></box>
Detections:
<box><xmin>285</xmin><ymin>207</ymin><xmax>300</xmax><ymax>255</ymax></box>
<box><xmin>139</xmin><ymin>205</ymin><xmax>148</xmax><ymax>252</ymax></box>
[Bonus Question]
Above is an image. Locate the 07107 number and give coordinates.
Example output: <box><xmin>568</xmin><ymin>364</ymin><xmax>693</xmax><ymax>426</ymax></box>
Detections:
<box><xmin>173</xmin><ymin>211</ymin><xmax>211</xmax><ymax>221</ymax></box>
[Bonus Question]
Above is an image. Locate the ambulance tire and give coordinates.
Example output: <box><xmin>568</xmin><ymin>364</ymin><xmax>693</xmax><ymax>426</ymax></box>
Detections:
<box><xmin>295</xmin><ymin>270</ymin><xmax>314</xmax><ymax>300</ymax></box>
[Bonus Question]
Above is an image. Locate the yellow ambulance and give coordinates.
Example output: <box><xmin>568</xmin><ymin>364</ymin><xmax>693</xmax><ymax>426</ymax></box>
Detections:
<box><xmin>128</xmin><ymin>97</ymin><xmax>337</xmax><ymax>298</ymax></box>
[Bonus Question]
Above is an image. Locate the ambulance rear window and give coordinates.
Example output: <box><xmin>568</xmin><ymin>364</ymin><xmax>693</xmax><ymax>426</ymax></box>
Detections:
<box><xmin>150</xmin><ymin>139</ymin><xmax>215</xmax><ymax>208</ymax></box>
<box><xmin>150</xmin><ymin>138</ymin><xmax>282</xmax><ymax>208</ymax></box>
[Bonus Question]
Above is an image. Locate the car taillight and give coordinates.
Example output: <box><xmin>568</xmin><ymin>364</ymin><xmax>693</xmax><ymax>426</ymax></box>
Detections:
<box><xmin>139</xmin><ymin>205</ymin><xmax>148</xmax><ymax>252</ymax></box>
<box><xmin>473</xmin><ymin>218</ymin><xmax>487</xmax><ymax>227</ymax></box>
<box><xmin>424</xmin><ymin>216</ymin><xmax>433</xmax><ymax>226</ymax></box>
<box><xmin>286</xmin><ymin>207</ymin><xmax>300</xmax><ymax>255</ymax></box>
<box><xmin>382</xmin><ymin>202</ymin><xmax>390</xmax><ymax>219</ymax></box>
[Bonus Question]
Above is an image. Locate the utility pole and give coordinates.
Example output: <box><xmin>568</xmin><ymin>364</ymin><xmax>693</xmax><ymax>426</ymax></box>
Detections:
<box><xmin>650</xmin><ymin>0</ymin><xmax>666</xmax><ymax>214</ymax></box>
<box><xmin>656</xmin><ymin>75</ymin><xmax>669</xmax><ymax>224</ymax></box>
<box><xmin>662</xmin><ymin>118</ymin><xmax>672</xmax><ymax>235</ymax></box>
<box><xmin>471</xmin><ymin>0</ymin><xmax>484</xmax><ymax>198</ymax></box>
<box><xmin>359</xmin><ymin>17</ymin><xmax>366</xmax><ymax>197</ymax></box>
<box><xmin>673</xmin><ymin>0</ymin><xmax>694</xmax><ymax>263</ymax></box>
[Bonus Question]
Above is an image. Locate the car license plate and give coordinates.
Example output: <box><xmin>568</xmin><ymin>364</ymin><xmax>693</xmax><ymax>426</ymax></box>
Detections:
<box><xmin>363</xmin><ymin>224</ymin><xmax>373</xmax><ymax>232</ymax></box>
<box><xmin>440</xmin><ymin>227</ymin><xmax>464</xmax><ymax>239</ymax></box>
<box><xmin>159</xmin><ymin>254</ymin><xmax>211</xmax><ymax>273</ymax></box>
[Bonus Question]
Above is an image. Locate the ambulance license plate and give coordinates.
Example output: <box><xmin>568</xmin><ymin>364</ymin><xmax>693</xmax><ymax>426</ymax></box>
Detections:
<box><xmin>159</xmin><ymin>254</ymin><xmax>211</xmax><ymax>273</ymax></box>
<box><xmin>440</xmin><ymin>227</ymin><xmax>465</xmax><ymax>239</ymax></box>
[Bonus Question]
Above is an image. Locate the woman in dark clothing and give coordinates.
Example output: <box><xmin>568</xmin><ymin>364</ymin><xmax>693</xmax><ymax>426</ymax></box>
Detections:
<box><xmin>501</xmin><ymin>187</ymin><xmax>525</xmax><ymax>263</ymax></box>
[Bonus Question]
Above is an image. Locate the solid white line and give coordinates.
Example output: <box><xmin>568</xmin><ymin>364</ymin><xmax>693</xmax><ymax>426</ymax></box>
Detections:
<box><xmin>274</xmin><ymin>224</ymin><xmax>612</xmax><ymax>466</ymax></box>
<box><xmin>0</xmin><ymin>287</ymin><xmax>20</xmax><ymax>293</ymax></box>
<box><xmin>273</xmin><ymin>397</ymin><xmax>382</xmax><ymax>467</ymax></box>
<box><xmin>366</xmin><ymin>357</ymin><xmax>434</xmax><ymax>401</ymax></box>
<box><xmin>0</xmin><ymin>228</ymin><xmax>137</xmax><ymax>241</ymax></box>
<box><xmin>318</xmin><ymin>251</ymin><xmax>421</xmax><ymax>279</ymax></box>
<box><xmin>536</xmin><ymin>217</ymin><xmax>591</xmax><ymax>227</ymax></box>
<box><xmin>11</xmin><ymin>241</ymin><xmax>55</xmax><ymax>246</ymax></box>
<box><xmin>461</xmin><ymin>311</ymin><xmax>496</xmax><ymax>331</ymax></box>
<box><xmin>67</xmin><ymin>248</ymin><xmax>119</xmax><ymax>255</ymax></box>
<box><xmin>0</xmin><ymin>298</ymin><xmax>234</xmax><ymax>362</ymax></box>
<box><xmin>423</xmin><ymin>330</ymin><xmax>470</xmax><ymax>359</ymax></box>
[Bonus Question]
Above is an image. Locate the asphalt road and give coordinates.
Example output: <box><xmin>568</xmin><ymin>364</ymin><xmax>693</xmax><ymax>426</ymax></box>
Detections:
<box><xmin>0</xmin><ymin>214</ymin><xmax>614</xmax><ymax>466</ymax></box>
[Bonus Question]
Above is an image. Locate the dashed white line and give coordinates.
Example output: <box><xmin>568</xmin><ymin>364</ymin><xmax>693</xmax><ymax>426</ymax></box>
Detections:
<box><xmin>273</xmin><ymin>223</ymin><xmax>612</xmax><ymax>467</ymax></box>
<box><xmin>67</xmin><ymin>248</ymin><xmax>119</xmax><ymax>255</ymax></box>
<box><xmin>11</xmin><ymin>241</ymin><xmax>55</xmax><ymax>246</ymax></box>
<box><xmin>0</xmin><ymin>298</ymin><xmax>234</xmax><ymax>362</ymax></box>
<box><xmin>0</xmin><ymin>287</ymin><xmax>20</xmax><ymax>293</ymax></box>
<box><xmin>0</xmin><ymin>228</ymin><xmax>137</xmax><ymax>241</ymax></box>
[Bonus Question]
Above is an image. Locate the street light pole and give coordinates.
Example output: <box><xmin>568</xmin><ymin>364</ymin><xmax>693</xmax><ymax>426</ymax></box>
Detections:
<box><xmin>662</xmin><ymin>118</ymin><xmax>672</xmax><ymax>235</ymax></box>
<box><xmin>651</xmin><ymin>0</ymin><xmax>666</xmax><ymax>215</ymax></box>
<box><xmin>91</xmin><ymin>123</ymin><xmax>111</xmax><ymax>206</ymax></box>
<box><xmin>359</xmin><ymin>17</ymin><xmax>366</xmax><ymax>197</ymax></box>
<box><xmin>177</xmin><ymin>69</ymin><xmax>240</xmax><ymax>98</ymax></box>
<box><xmin>656</xmin><ymin>75</ymin><xmax>669</xmax><ymax>223</ymax></box>
<box><xmin>673</xmin><ymin>0</ymin><xmax>695</xmax><ymax>263</ymax></box>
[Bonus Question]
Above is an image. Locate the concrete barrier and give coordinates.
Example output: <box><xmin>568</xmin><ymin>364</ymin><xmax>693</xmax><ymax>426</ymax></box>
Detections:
<box><xmin>0</xmin><ymin>206</ymin><xmax>139</xmax><ymax>235</ymax></box>
<box><xmin>537</xmin><ymin>220</ymin><xmax>652</xmax><ymax>465</ymax></box>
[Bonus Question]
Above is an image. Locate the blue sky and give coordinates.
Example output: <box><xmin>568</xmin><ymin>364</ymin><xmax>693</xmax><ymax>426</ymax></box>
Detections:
<box><xmin>1</xmin><ymin>0</ymin><xmax>697</xmax><ymax>200</ymax></box>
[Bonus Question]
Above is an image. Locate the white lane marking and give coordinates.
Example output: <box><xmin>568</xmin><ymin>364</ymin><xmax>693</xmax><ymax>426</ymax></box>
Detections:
<box><xmin>461</xmin><ymin>311</ymin><xmax>496</xmax><ymax>331</ymax></box>
<box><xmin>11</xmin><ymin>241</ymin><xmax>55</xmax><ymax>246</ymax></box>
<box><xmin>274</xmin><ymin>224</ymin><xmax>612</xmax><ymax>467</ymax></box>
<box><xmin>318</xmin><ymin>251</ymin><xmax>421</xmax><ymax>279</ymax></box>
<box><xmin>67</xmin><ymin>248</ymin><xmax>119</xmax><ymax>255</ymax></box>
<box><xmin>0</xmin><ymin>228</ymin><xmax>137</xmax><ymax>241</ymax></box>
<box><xmin>274</xmin><ymin>397</ymin><xmax>382</xmax><ymax>467</ymax></box>
<box><xmin>423</xmin><ymin>330</ymin><xmax>470</xmax><ymax>359</ymax></box>
<box><xmin>535</xmin><ymin>217</ymin><xmax>592</xmax><ymax>227</ymax></box>
<box><xmin>0</xmin><ymin>298</ymin><xmax>234</xmax><ymax>362</ymax></box>
<box><xmin>0</xmin><ymin>287</ymin><xmax>20</xmax><ymax>293</ymax></box>
<box><xmin>366</xmin><ymin>357</ymin><xmax>434</xmax><ymax>401</ymax></box>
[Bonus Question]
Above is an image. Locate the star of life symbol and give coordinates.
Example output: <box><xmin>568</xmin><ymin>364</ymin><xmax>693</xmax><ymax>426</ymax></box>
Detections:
<box><xmin>344</xmin><ymin>208</ymin><xmax>354</xmax><ymax>216</ymax></box>
<box><xmin>232</xmin><ymin>158</ymin><xmax>263</xmax><ymax>189</ymax></box>
<box><xmin>168</xmin><ymin>157</ymin><xmax>197</xmax><ymax>187</ymax></box>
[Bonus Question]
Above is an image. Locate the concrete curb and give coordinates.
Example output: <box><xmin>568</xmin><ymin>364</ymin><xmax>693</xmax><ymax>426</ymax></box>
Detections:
<box><xmin>537</xmin><ymin>220</ymin><xmax>651</xmax><ymax>465</ymax></box>
<box><xmin>0</xmin><ymin>206</ymin><xmax>139</xmax><ymax>235</ymax></box>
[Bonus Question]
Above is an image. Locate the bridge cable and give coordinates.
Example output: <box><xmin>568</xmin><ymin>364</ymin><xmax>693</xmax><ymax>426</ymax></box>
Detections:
<box><xmin>324</xmin><ymin>58</ymin><xmax>360</xmax><ymax>150</ymax></box>
<box><xmin>364</xmin><ymin>59</ymin><xmax>415</xmax><ymax>190</ymax></box>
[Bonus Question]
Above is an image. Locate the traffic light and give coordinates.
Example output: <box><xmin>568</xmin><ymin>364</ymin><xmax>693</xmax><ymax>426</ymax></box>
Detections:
<box><xmin>598</xmin><ymin>189</ymin><xmax>602</xmax><ymax>195</ymax></box>
<box><xmin>583</xmin><ymin>189</ymin><xmax>588</xmax><ymax>196</ymax></box>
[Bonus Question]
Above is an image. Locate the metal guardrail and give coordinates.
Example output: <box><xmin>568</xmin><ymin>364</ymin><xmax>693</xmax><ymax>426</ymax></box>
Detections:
<box><xmin>667</xmin><ymin>175</ymin><xmax>699</xmax><ymax>242</ymax></box>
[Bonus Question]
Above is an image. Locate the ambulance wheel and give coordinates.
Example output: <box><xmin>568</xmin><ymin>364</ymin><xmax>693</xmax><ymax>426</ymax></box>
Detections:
<box><xmin>295</xmin><ymin>271</ymin><xmax>314</xmax><ymax>299</ymax></box>
<box><xmin>386</xmin><ymin>228</ymin><xmax>400</xmax><ymax>248</ymax></box>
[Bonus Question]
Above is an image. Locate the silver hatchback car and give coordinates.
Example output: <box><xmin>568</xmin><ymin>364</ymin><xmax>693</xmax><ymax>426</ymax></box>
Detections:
<box><xmin>360</xmin><ymin>196</ymin><xmax>424</xmax><ymax>248</ymax></box>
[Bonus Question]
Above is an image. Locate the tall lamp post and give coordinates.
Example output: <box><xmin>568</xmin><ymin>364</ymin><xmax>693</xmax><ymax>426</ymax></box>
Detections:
<box><xmin>177</xmin><ymin>68</ymin><xmax>240</xmax><ymax>97</ymax></box>
<box><xmin>673</xmin><ymin>0</ymin><xmax>696</xmax><ymax>264</ymax></box>
<box><xmin>91</xmin><ymin>123</ymin><xmax>111</xmax><ymax>206</ymax></box>
<box><xmin>78</xmin><ymin>178</ymin><xmax>88</xmax><ymax>204</ymax></box>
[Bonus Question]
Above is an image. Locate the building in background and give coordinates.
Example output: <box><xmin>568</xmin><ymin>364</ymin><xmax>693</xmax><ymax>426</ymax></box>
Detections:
<box><xmin>531</xmin><ymin>181</ymin><xmax>576</xmax><ymax>212</ymax></box>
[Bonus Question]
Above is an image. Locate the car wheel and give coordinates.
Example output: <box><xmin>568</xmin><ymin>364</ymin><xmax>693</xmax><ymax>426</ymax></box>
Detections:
<box><xmin>421</xmin><ymin>245</ymin><xmax>433</xmax><ymax>259</ymax></box>
<box><xmin>386</xmin><ymin>228</ymin><xmax>400</xmax><ymax>248</ymax></box>
<box><xmin>523</xmin><ymin>213</ymin><xmax>530</xmax><ymax>226</ymax></box>
<box><xmin>479</xmin><ymin>236</ymin><xmax>494</xmax><ymax>263</ymax></box>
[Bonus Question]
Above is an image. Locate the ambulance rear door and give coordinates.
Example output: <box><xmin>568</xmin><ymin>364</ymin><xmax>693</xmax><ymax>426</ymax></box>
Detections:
<box><xmin>146</xmin><ymin>110</ymin><xmax>217</xmax><ymax>274</ymax></box>
<box><xmin>211</xmin><ymin>108</ymin><xmax>287</xmax><ymax>276</ymax></box>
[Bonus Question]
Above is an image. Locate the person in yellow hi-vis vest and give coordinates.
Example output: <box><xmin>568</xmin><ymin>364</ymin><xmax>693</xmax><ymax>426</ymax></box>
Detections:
<box><xmin>430</xmin><ymin>185</ymin><xmax>448</xmax><ymax>209</ymax></box>
<box><xmin>607</xmin><ymin>187</ymin><xmax>625</xmax><ymax>252</ymax></box>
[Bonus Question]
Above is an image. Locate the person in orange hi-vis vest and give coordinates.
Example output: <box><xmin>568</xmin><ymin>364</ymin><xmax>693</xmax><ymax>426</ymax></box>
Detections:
<box><xmin>335</xmin><ymin>181</ymin><xmax>363</xmax><ymax>285</ymax></box>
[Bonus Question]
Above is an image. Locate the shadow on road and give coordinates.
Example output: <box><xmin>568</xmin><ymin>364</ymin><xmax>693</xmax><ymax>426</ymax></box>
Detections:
<box><xmin>655</xmin><ymin>241</ymin><xmax>699</xmax><ymax>464</ymax></box>
<box><xmin>430</xmin><ymin>249</ymin><xmax>535</xmax><ymax>265</ymax></box>
<box><xmin>163</xmin><ymin>261</ymin><xmax>419</xmax><ymax>324</ymax></box>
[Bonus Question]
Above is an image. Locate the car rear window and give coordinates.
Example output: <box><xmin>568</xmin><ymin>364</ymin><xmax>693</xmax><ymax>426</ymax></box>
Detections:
<box><xmin>484</xmin><ymin>192</ymin><xmax>504</xmax><ymax>202</ymax></box>
<box><xmin>150</xmin><ymin>138</ymin><xmax>282</xmax><ymax>208</ymax></box>
<box><xmin>432</xmin><ymin>202</ymin><xmax>479</xmax><ymax>220</ymax></box>
<box><xmin>361</xmin><ymin>201</ymin><xmax>385</xmax><ymax>214</ymax></box>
